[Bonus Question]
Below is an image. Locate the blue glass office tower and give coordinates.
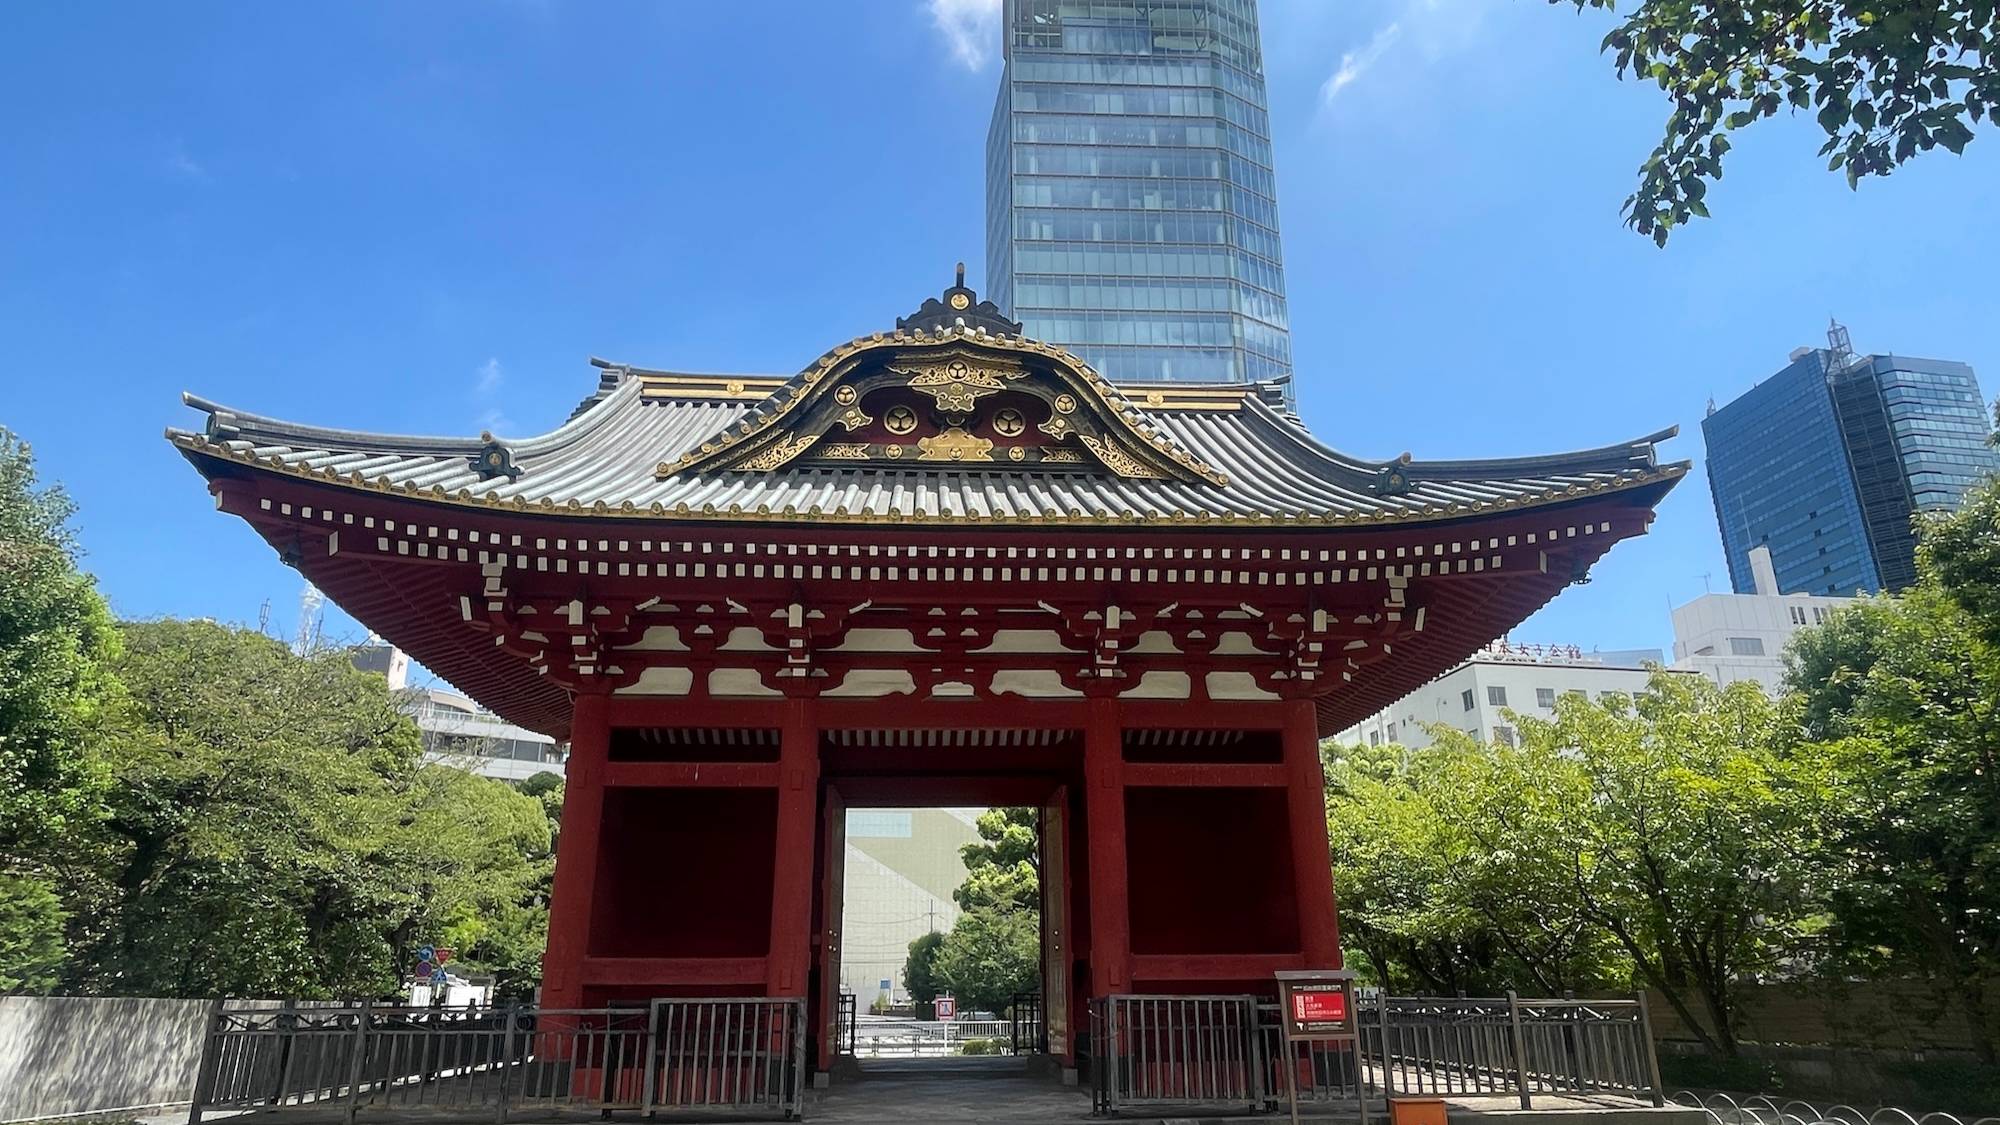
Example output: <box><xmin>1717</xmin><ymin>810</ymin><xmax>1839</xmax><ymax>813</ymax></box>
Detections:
<box><xmin>985</xmin><ymin>0</ymin><xmax>1291</xmax><ymax>386</ymax></box>
<box><xmin>1704</xmin><ymin>342</ymin><xmax>1999</xmax><ymax>596</ymax></box>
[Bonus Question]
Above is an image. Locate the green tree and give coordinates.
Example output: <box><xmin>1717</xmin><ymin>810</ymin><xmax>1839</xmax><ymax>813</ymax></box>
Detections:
<box><xmin>1326</xmin><ymin>740</ymin><xmax>1628</xmax><ymax>996</ymax></box>
<box><xmin>1785</xmin><ymin>492</ymin><xmax>2000</xmax><ymax>1062</ymax></box>
<box><xmin>0</xmin><ymin>874</ymin><xmax>64</xmax><ymax>993</ymax></box>
<box><xmin>1916</xmin><ymin>478</ymin><xmax>2000</xmax><ymax>649</ymax></box>
<box><xmin>0</xmin><ymin>432</ymin><xmax>118</xmax><ymax>988</ymax></box>
<box><xmin>934</xmin><ymin>907</ymin><xmax>1039</xmax><ymax>1016</ymax></box>
<box><xmin>954</xmin><ymin>807</ymin><xmax>1039</xmax><ymax>913</ymax></box>
<box><xmin>1501</xmin><ymin>676</ymin><xmax>1822</xmax><ymax>1056</ymax></box>
<box><xmin>1553</xmin><ymin>0</ymin><xmax>1999</xmax><ymax>243</ymax></box>
<box><xmin>62</xmin><ymin>620</ymin><xmax>551</xmax><ymax>999</ymax></box>
<box><xmin>903</xmin><ymin>930</ymin><xmax>944</xmax><ymax>1019</ymax></box>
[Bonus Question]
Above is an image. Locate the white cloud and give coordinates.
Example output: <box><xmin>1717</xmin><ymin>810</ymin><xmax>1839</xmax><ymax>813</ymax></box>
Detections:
<box><xmin>474</xmin><ymin>358</ymin><xmax>509</xmax><ymax>433</ymax></box>
<box><xmin>1320</xmin><ymin>22</ymin><xmax>1403</xmax><ymax>105</ymax></box>
<box><xmin>1317</xmin><ymin>0</ymin><xmax>1496</xmax><ymax>109</ymax></box>
<box><xmin>164</xmin><ymin>139</ymin><xmax>208</xmax><ymax>181</ymax></box>
<box><xmin>928</xmin><ymin>0</ymin><xmax>1001</xmax><ymax>70</ymax></box>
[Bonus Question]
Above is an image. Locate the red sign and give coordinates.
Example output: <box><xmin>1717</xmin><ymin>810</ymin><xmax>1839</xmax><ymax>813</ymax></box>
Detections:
<box><xmin>1291</xmin><ymin>989</ymin><xmax>1346</xmax><ymax>1024</ymax></box>
<box><xmin>934</xmin><ymin>995</ymin><xmax>956</xmax><ymax>1021</ymax></box>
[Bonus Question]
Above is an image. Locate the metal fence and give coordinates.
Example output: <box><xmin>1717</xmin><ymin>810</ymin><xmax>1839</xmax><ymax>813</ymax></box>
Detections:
<box><xmin>1089</xmin><ymin>995</ymin><xmax>1265</xmax><ymax>1115</ymax></box>
<box><xmin>190</xmin><ymin>999</ymin><xmax>805</xmax><ymax>1122</ymax></box>
<box><xmin>1366</xmin><ymin>993</ymin><xmax>1663</xmax><ymax>1109</ymax></box>
<box><xmin>1010</xmin><ymin>991</ymin><xmax>1045</xmax><ymax>1056</ymax></box>
<box><xmin>646</xmin><ymin>998</ymin><xmax>806</xmax><ymax>1117</ymax></box>
<box><xmin>835</xmin><ymin>993</ymin><xmax>857</xmax><ymax>1057</ymax></box>
<box><xmin>1087</xmin><ymin>992</ymin><xmax>1665</xmax><ymax>1116</ymax></box>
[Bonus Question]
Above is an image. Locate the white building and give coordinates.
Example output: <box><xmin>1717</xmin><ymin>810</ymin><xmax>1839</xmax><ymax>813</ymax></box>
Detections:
<box><xmin>838</xmin><ymin>808</ymin><xmax>983</xmax><ymax>1002</ymax></box>
<box><xmin>1334</xmin><ymin>642</ymin><xmax>1671</xmax><ymax>750</ymax></box>
<box><xmin>407</xmin><ymin>688</ymin><xmax>566</xmax><ymax>782</ymax></box>
<box><xmin>1670</xmin><ymin>546</ymin><xmax>1856</xmax><ymax>694</ymax></box>
<box><xmin>351</xmin><ymin>643</ymin><xmax>566</xmax><ymax>782</ymax></box>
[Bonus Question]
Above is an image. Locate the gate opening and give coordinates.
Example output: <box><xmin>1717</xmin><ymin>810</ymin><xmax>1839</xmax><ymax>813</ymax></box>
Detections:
<box><xmin>836</xmin><ymin>806</ymin><xmax>1041</xmax><ymax>1063</ymax></box>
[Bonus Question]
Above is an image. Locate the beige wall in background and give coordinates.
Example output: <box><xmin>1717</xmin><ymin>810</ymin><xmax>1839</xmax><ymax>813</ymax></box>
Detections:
<box><xmin>839</xmin><ymin>808</ymin><xmax>984</xmax><ymax>1001</ymax></box>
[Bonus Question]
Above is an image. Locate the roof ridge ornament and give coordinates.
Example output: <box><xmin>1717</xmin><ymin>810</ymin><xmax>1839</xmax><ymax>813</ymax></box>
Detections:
<box><xmin>896</xmin><ymin>261</ymin><xmax>1022</xmax><ymax>337</ymax></box>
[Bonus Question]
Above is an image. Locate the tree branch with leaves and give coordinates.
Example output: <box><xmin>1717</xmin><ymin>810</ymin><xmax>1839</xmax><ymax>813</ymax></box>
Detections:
<box><xmin>1554</xmin><ymin>0</ymin><xmax>1998</xmax><ymax>243</ymax></box>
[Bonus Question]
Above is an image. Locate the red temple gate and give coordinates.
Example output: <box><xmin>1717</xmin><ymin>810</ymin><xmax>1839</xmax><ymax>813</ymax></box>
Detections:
<box><xmin>171</xmin><ymin>275</ymin><xmax>1682</xmax><ymax>1080</ymax></box>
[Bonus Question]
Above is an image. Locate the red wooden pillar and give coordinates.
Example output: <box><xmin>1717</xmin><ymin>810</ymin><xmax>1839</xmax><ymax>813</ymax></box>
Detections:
<box><xmin>1083</xmin><ymin>695</ymin><xmax>1130</xmax><ymax>997</ymax></box>
<box><xmin>542</xmin><ymin>690</ymin><xmax>610</xmax><ymax>1009</ymax></box>
<box><xmin>766</xmin><ymin>697</ymin><xmax>820</xmax><ymax>996</ymax></box>
<box><xmin>1283</xmin><ymin>698</ymin><xmax>1343</xmax><ymax>968</ymax></box>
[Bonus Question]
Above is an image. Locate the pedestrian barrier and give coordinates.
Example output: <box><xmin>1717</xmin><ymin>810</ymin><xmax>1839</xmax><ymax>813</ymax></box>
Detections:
<box><xmin>189</xmin><ymin>998</ymin><xmax>805</xmax><ymax>1122</ymax></box>
<box><xmin>1088</xmin><ymin>991</ymin><xmax>1666</xmax><ymax>1116</ymax></box>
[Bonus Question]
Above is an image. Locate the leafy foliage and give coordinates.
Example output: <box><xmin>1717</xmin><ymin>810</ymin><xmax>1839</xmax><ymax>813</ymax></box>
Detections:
<box><xmin>903</xmin><ymin>930</ymin><xmax>945</xmax><ymax>1018</ymax></box>
<box><xmin>1784</xmin><ymin>486</ymin><xmax>2000</xmax><ymax>1063</ymax></box>
<box><xmin>53</xmin><ymin>620</ymin><xmax>552</xmax><ymax>999</ymax></box>
<box><xmin>0</xmin><ymin>875</ymin><xmax>65</xmax><ymax>993</ymax></box>
<box><xmin>1554</xmin><ymin>0</ymin><xmax>1999</xmax><ymax>243</ymax></box>
<box><xmin>0</xmin><ymin>431</ymin><xmax>117</xmax><ymax>857</ymax></box>
<box><xmin>1329</xmin><ymin>675</ymin><xmax>1823</xmax><ymax>1055</ymax></box>
<box><xmin>954</xmin><ymin>807</ymin><xmax>1039</xmax><ymax>913</ymax></box>
<box><xmin>931</xmin><ymin>807</ymin><xmax>1041</xmax><ymax>1017</ymax></box>
<box><xmin>934</xmin><ymin>906</ymin><xmax>1039</xmax><ymax>1016</ymax></box>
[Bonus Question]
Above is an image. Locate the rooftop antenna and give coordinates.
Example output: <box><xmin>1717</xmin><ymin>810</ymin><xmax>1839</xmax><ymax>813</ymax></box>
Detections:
<box><xmin>1825</xmin><ymin>317</ymin><xmax>1857</xmax><ymax>380</ymax></box>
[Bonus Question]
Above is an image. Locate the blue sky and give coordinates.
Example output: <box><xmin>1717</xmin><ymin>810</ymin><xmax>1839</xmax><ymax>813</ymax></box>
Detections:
<box><xmin>4</xmin><ymin>1</ymin><xmax>1996</xmax><ymax>676</ymax></box>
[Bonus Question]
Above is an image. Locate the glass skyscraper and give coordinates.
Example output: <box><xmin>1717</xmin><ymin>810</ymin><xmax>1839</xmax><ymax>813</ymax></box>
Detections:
<box><xmin>985</xmin><ymin>0</ymin><xmax>1291</xmax><ymax>386</ymax></box>
<box><xmin>1704</xmin><ymin>341</ymin><xmax>1998</xmax><ymax>596</ymax></box>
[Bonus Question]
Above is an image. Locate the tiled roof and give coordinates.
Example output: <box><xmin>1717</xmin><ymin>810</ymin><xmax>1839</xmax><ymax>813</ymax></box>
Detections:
<box><xmin>171</xmin><ymin>327</ymin><xmax>1684</xmax><ymax>529</ymax></box>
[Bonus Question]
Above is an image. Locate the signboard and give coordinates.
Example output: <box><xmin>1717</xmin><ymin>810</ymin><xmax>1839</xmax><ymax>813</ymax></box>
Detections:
<box><xmin>1284</xmin><ymin>980</ymin><xmax>1352</xmax><ymax>1036</ymax></box>
<box><xmin>934</xmin><ymin>994</ymin><xmax>956</xmax><ymax>1021</ymax></box>
<box><xmin>1273</xmin><ymin>970</ymin><xmax>1365</xmax><ymax>1125</ymax></box>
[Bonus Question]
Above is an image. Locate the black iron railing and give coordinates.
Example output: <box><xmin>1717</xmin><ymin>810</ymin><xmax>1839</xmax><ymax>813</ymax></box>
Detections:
<box><xmin>1010</xmin><ymin>990</ymin><xmax>1045</xmax><ymax>1055</ymax></box>
<box><xmin>1086</xmin><ymin>991</ymin><xmax>1665</xmax><ymax>1116</ymax></box>
<box><xmin>190</xmin><ymin>998</ymin><xmax>807</xmax><ymax>1123</ymax></box>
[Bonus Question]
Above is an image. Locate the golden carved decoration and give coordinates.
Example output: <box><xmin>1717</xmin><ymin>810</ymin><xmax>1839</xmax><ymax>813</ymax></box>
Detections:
<box><xmin>884</xmin><ymin>405</ymin><xmax>918</xmax><ymax>434</ymax></box>
<box><xmin>993</xmin><ymin>408</ymin><xmax>1026</xmax><ymax>437</ymax></box>
<box><xmin>885</xmin><ymin>444</ymin><xmax>904</xmax><ymax>459</ymax></box>
<box><xmin>893</xmin><ymin>356</ymin><xmax>1026</xmax><ymax>414</ymax></box>
<box><xmin>1079</xmin><ymin>434</ymin><xmax>1167</xmax><ymax>479</ymax></box>
<box><xmin>835</xmin><ymin>386</ymin><xmax>857</xmax><ymax>405</ymax></box>
<box><xmin>726</xmin><ymin>379</ymin><xmax>747</xmax><ymax>395</ymax></box>
<box><xmin>1054</xmin><ymin>393</ymin><xmax>1077</xmax><ymax>414</ymax></box>
<box><xmin>1039</xmin><ymin>448</ymin><xmax>1084</xmax><ymax>464</ymax></box>
<box><xmin>739</xmin><ymin>433</ymin><xmax>819</xmax><ymax>471</ymax></box>
<box><xmin>1146</xmin><ymin>390</ymin><xmax>1165</xmax><ymax>406</ymax></box>
<box><xmin>820</xmin><ymin>443</ymin><xmax>871</xmax><ymax>459</ymax></box>
<box><xmin>1008</xmin><ymin>446</ymin><xmax>1026</xmax><ymax>462</ymax></box>
<box><xmin>1039</xmin><ymin>415</ymin><xmax>1074</xmax><ymax>441</ymax></box>
<box><xmin>837</xmin><ymin>405</ymin><xmax>873</xmax><ymax>432</ymax></box>
<box><xmin>949</xmin><ymin>292</ymin><xmax>970</xmax><ymax>310</ymax></box>
<box><xmin>917</xmin><ymin>427</ymin><xmax>994</xmax><ymax>462</ymax></box>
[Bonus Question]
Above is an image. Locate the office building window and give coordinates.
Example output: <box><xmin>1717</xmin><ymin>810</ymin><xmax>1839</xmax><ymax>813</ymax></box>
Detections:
<box><xmin>1728</xmin><ymin>637</ymin><xmax>1766</xmax><ymax>656</ymax></box>
<box><xmin>1461</xmin><ymin>688</ymin><xmax>1476</xmax><ymax>712</ymax></box>
<box><xmin>1487</xmin><ymin>685</ymin><xmax>1508</xmax><ymax>706</ymax></box>
<box><xmin>1492</xmin><ymin>725</ymin><xmax>1516</xmax><ymax>747</ymax></box>
<box><xmin>1536</xmin><ymin>688</ymin><xmax>1556</xmax><ymax>709</ymax></box>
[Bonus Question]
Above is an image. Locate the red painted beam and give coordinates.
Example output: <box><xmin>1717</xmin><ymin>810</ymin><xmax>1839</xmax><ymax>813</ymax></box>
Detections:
<box><xmin>1083</xmin><ymin>697</ymin><xmax>1130</xmax><ymax>995</ymax></box>
<box><xmin>541</xmin><ymin>692</ymin><xmax>609</xmax><ymax>1008</ymax></box>
<box><xmin>1123</xmin><ymin>763</ymin><xmax>1288</xmax><ymax>788</ymax></box>
<box><xmin>580</xmin><ymin>956</ymin><xmax>768</xmax><ymax>987</ymax></box>
<box><xmin>1130</xmin><ymin>953</ymin><xmax>1306</xmax><ymax>982</ymax></box>
<box><xmin>1284</xmin><ymin>699</ymin><xmax>1343</xmax><ymax>970</ymax></box>
<box><xmin>765</xmin><ymin>700</ymin><xmax>819</xmax><ymax>997</ymax></box>
<box><xmin>602</xmin><ymin>762</ymin><xmax>780</xmax><ymax>788</ymax></box>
